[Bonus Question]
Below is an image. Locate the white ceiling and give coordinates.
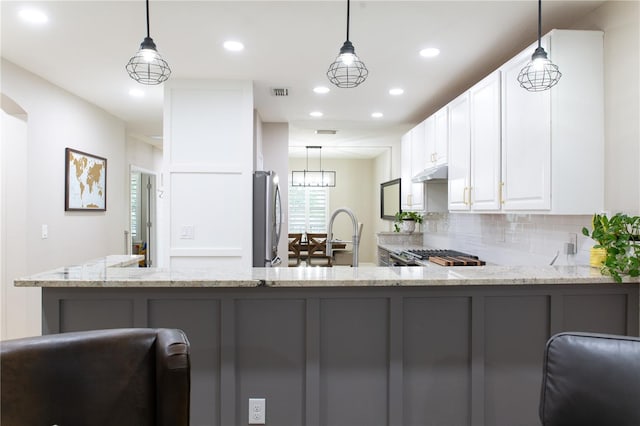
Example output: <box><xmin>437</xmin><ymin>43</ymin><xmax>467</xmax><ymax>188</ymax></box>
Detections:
<box><xmin>1</xmin><ymin>0</ymin><xmax>606</xmax><ymax>158</ymax></box>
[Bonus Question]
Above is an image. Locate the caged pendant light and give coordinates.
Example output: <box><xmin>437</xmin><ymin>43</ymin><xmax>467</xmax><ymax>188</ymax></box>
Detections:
<box><xmin>126</xmin><ymin>0</ymin><xmax>171</xmax><ymax>85</ymax></box>
<box><xmin>327</xmin><ymin>0</ymin><xmax>368</xmax><ymax>88</ymax></box>
<box><xmin>517</xmin><ymin>0</ymin><xmax>561</xmax><ymax>92</ymax></box>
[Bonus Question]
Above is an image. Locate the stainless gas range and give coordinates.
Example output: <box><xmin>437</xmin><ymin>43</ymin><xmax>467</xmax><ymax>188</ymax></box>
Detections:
<box><xmin>389</xmin><ymin>249</ymin><xmax>486</xmax><ymax>267</ymax></box>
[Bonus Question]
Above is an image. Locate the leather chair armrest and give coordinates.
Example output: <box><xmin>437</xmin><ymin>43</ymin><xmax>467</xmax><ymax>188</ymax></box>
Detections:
<box><xmin>155</xmin><ymin>328</ymin><xmax>191</xmax><ymax>426</ymax></box>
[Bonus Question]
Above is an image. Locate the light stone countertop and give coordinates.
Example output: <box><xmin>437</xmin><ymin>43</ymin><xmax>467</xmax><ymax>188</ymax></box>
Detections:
<box><xmin>13</xmin><ymin>255</ymin><xmax>640</xmax><ymax>288</ymax></box>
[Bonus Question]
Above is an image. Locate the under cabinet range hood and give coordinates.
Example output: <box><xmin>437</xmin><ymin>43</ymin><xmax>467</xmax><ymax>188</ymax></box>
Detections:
<box><xmin>412</xmin><ymin>164</ymin><xmax>448</xmax><ymax>182</ymax></box>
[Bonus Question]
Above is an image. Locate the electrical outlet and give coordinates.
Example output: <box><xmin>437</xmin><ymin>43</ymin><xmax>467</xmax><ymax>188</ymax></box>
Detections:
<box><xmin>248</xmin><ymin>398</ymin><xmax>265</xmax><ymax>424</ymax></box>
<box><xmin>179</xmin><ymin>225</ymin><xmax>194</xmax><ymax>239</ymax></box>
<box><xmin>565</xmin><ymin>233</ymin><xmax>578</xmax><ymax>255</ymax></box>
<box><xmin>41</xmin><ymin>224</ymin><xmax>48</xmax><ymax>239</ymax></box>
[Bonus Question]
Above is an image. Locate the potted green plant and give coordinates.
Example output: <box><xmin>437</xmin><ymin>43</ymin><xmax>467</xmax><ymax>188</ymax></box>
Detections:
<box><xmin>394</xmin><ymin>211</ymin><xmax>423</xmax><ymax>233</ymax></box>
<box><xmin>582</xmin><ymin>213</ymin><xmax>640</xmax><ymax>283</ymax></box>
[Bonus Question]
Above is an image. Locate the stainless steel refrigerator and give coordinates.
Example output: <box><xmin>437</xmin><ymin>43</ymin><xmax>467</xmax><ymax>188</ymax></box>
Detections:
<box><xmin>252</xmin><ymin>171</ymin><xmax>282</xmax><ymax>267</ymax></box>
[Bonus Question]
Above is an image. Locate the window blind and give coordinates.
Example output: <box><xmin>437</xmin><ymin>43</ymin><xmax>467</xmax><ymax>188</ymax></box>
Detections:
<box><xmin>288</xmin><ymin>185</ymin><xmax>329</xmax><ymax>233</ymax></box>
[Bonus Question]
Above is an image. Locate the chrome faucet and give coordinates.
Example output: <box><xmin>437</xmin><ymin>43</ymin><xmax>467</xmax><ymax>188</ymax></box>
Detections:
<box><xmin>327</xmin><ymin>207</ymin><xmax>360</xmax><ymax>267</ymax></box>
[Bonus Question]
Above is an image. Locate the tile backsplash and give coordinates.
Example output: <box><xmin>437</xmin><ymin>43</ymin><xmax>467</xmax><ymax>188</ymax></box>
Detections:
<box><xmin>421</xmin><ymin>213</ymin><xmax>594</xmax><ymax>266</ymax></box>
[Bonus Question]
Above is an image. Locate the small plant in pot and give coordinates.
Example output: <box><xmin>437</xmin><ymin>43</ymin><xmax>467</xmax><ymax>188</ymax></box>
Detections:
<box><xmin>394</xmin><ymin>211</ymin><xmax>423</xmax><ymax>233</ymax></box>
<box><xmin>582</xmin><ymin>212</ymin><xmax>640</xmax><ymax>283</ymax></box>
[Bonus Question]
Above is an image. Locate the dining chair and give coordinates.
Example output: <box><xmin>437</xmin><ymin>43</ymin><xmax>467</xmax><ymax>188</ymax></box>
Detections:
<box><xmin>306</xmin><ymin>233</ymin><xmax>332</xmax><ymax>266</ymax></box>
<box><xmin>1</xmin><ymin>328</ymin><xmax>191</xmax><ymax>426</ymax></box>
<box><xmin>288</xmin><ymin>233</ymin><xmax>303</xmax><ymax>266</ymax></box>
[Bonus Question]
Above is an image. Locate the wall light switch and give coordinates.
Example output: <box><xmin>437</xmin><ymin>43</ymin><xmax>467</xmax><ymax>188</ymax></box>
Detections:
<box><xmin>41</xmin><ymin>224</ymin><xmax>48</xmax><ymax>239</ymax></box>
<box><xmin>248</xmin><ymin>398</ymin><xmax>266</xmax><ymax>424</ymax></box>
<box><xmin>179</xmin><ymin>225</ymin><xmax>195</xmax><ymax>239</ymax></box>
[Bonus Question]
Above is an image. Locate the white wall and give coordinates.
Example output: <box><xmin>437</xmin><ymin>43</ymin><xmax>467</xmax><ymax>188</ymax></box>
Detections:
<box><xmin>161</xmin><ymin>79</ymin><xmax>254</xmax><ymax>269</ymax></box>
<box><xmin>572</xmin><ymin>0</ymin><xmax>639</xmax><ymax>214</ymax></box>
<box><xmin>127</xmin><ymin>137</ymin><xmax>163</xmax><ymax>174</ymax></box>
<box><xmin>373</xmin><ymin>148</ymin><xmax>396</xmax><ymax>235</ymax></box>
<box><xmin>1</xmin><ymin>59</ymin><xmax>129</xmax><ymax>337</ymax></box>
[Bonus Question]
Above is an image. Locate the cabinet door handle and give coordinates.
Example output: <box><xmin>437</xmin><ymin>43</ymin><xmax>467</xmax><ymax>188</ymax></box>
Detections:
<box><xmin>500</xmin><ymin>182</ymin><xmax>505</xmax><ymax>204</ymax></box>
<box><xmin>468</xmin><ymin>186</ymin><xmax>473</xmax><ymax>205</ymax></box>
<box><xmin>463</xmin><ymin>187</ymin><xmax>469</xmax><ymax>205</ymax></box>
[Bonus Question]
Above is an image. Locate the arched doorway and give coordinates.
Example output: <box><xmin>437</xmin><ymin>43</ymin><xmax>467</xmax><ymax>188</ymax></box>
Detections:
<box><xmin>1</xmin><ymin>94</ymin><xmax>41</xmax><ymax>339</ymax></box>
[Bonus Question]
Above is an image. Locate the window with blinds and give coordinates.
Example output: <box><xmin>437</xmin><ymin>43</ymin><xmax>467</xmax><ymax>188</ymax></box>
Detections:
<box><xmin>288</xmin><ymin>185</ymin><xmax>329</xmax><ymax>233</ymax></box>
<box><xmin>130</xmin><ymin>173</ymin><xmax>140</xmax><ymax>240</ymax></box>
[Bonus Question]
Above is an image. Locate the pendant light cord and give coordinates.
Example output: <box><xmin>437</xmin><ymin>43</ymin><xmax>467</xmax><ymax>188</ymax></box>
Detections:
<box><xmin>146</xmin><ymin>0</ymin><xmax>151</xmax><ymax>38</ymax></box>
<box><xmin>346</xmin><ymin>0</ymin><xmax>350</xmax><ymax>41</ymax></box>
<box><xmin>537</xmin><ymin>0</ymin><xmax>542</xmax><ymax>48</ymax></box>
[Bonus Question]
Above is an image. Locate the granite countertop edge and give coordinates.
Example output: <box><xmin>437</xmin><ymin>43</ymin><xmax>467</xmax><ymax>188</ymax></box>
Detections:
<box><xmin>12</xmin><ymin>256</ymin><xmax>640</xmax><ymax>288</ymax></box>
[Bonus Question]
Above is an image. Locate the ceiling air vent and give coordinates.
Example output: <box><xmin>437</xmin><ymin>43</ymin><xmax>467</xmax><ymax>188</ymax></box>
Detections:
<box><xmin>315</xmin><ymin>130</ymin><xmax>337</xmax><ymax>135</ymax></box>
<box><xmin>270</xmin><ymin>87</ymin><xmax>289</xmax><ymax>97</ymax></box>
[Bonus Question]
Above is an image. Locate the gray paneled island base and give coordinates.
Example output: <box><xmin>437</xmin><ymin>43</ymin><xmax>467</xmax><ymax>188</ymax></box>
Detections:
<box><xmin>16</xmin><ymin>258</ymin><xmax>640</xmax><ymax>426</ymax></box>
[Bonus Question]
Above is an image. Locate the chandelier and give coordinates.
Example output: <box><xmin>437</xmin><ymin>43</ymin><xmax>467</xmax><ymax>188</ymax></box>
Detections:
<box><xmin>291</xmin><ymin>146</ymin><xmax>336</xmax><ymax>187</ymax></box>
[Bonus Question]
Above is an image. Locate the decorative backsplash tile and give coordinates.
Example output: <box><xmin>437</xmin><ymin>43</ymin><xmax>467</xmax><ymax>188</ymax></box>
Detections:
<box><xmin>421</xmin><ymin>213</ymin><xmax>594</xmax><ymax>266</ymax></box>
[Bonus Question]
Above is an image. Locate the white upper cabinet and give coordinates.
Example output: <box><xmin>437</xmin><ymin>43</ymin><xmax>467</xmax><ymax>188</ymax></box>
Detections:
<box><xmin>501</xmin><ymin>30</ymin><xmax>604</xmax><ymax>214</ymax></box>
<box><xmin>410</xmin><ymin>120</ymin><xmax>426</xmax><ymax>182</ymax></box>
<box><xmin>501</xmin><ymin>38</ymin><xmax>552</xmax><ymax>210</ymax></box>
<box><xmin>409</xmin><ymin>30</ymin><xmax>603</xmax><ymax>215</ymax></box>
<box><xmin>446</xmin><ymin>30</ymin><xmax>604</xmax><ymax>214</ymax></box>
<box><xmin>401</xmin><ymin>126</ymin><xmax>424</xmax><ymax>211</ymax></box>
<box><xmin>433</xmin><ymin>106</ymin><xmax>448</xmax><ymax>166</ymax></box>
<box><xmin>447</xmin><ymin>71</ymin><xmax>501</xmax><ymax>212</ymax></box>
<box><xmin>423</xmin><ymin>115</ymin><xmax>436</xmax><ymax>167</ymax></box>
<box><xmin>447</xmin><ymin>92</ymin><xmax>471</xmax><ymax>211</ymax></box>
<box><xmin>420</xmin><ymin>106</ymin><xmax>448</xmax><ymax>169</ymax></box>
<box><xmin>401</xmin><ymin>131</ymin><xmax>412</xmax><ymax>211</ymax></box>
<box><xmin>470</xmin><ymin>70</ymin><xmax>502</xmax><ymax>211</ymax></box>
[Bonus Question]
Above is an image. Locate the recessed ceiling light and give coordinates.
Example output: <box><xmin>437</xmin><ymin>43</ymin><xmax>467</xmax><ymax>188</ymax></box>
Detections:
<box><xmin>150</xmin><ymin>135</ymin><xmax>163</xmax><ymax>140</ymax></box>
<box><xmin>389</xmin><ymin>88</ymin><xmax>404</xmax><ymax>96</ymax></box>
<box><xmin>315</xmin><ymin>129</ymin><xmax>337</xmax><ymax>135</ymax></box>
<box><xmin>223</xmin><ymin>40</ymin><xmax>244</xmax><ymax>52</ymax></box>
<box><xmin>313</xmin><ymin>86</ymin><xmax>330</xmax><ymax>94</ymax></box>
<box><xmin>371</xmin><ymin>112</ymin><xmax>383</xmax><ymax>118</ymax></box>
<box><xmin>309</xmin><ymin>111</ymin><xmax>323</xmax><ymax>118</ymax></box>
<box><xmin>129</xmin><ymin>88</ymin><xmax>145</xmax><ymax>98</ymax></box>
<box><xmin>419</xmin><ymin>47</ymin><xmax>440</xmax><ymax>58</ymax></box>
<box><xmin>19</xmin><ymin>8</ymin><xmax>48</xmax><ymax>24</ymax></box>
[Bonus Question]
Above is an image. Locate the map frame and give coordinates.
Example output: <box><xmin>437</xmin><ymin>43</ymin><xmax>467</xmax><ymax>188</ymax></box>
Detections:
<box><xmin>64</xmin><ymin>147</ymin><xmax>107</xmax><ymax>211</ymax></box>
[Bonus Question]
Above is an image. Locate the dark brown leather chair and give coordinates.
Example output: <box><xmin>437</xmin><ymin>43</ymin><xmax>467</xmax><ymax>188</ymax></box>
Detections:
<box><xmin>539</xmin><ymin>332</ymin><xmax>640</xmax><ymax>426</ymax></box>
<box><xmin>1</xmin><ymin>328</ymin><xmax>190</xmax><ymax>426</ymax></box>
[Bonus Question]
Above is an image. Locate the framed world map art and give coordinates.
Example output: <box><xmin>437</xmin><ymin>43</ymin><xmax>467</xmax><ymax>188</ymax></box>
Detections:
<box><xmin>65</xmin><ymin>148</ymin><xmax>107</xmax><ymax>211</ymax></box>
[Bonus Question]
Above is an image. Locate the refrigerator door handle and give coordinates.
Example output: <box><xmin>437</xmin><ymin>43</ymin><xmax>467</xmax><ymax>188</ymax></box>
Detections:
<box><xmin>275</xmin><ymin>184</ymin><xmax>282</xmax><ymax>246</ymax></box>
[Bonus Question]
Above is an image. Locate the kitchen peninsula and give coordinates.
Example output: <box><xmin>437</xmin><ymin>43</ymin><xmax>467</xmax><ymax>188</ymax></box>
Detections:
<box><xmin>16</xmin><ymin>258</ymin><xmax>639</xmax><ymax>426</ymax></box>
